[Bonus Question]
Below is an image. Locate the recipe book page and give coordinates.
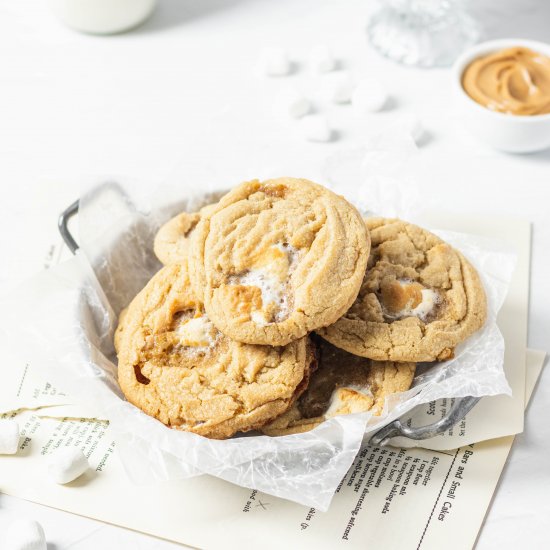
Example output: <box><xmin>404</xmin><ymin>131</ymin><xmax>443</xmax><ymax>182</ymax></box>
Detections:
<box><xmin>0</xmin><ymin>350</ymin><xmax>543</xmax><ymax>550</ymax></box>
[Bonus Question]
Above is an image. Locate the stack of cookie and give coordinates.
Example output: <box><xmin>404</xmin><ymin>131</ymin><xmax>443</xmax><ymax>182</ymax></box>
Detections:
<box><xmin>115</xmin><ymin>178</ymin><xmax>487</xmax><ymax>439</ymax></box>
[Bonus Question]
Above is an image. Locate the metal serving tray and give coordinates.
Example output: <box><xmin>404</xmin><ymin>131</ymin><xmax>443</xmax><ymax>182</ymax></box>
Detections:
<box><xmin>59</xmin><ymin>199</ymin><xmax>480</xmax><ymax>446</ymax></box>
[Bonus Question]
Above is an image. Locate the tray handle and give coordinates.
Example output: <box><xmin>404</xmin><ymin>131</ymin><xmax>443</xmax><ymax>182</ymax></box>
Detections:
<box><xmin>370</xmin><ymin>396</ymin><xmax>481</xmax><ymax>446</ymax></box>
<box><xmin>58</xmin><ymin>199</ymin><xmax>80</xmax><ymax>254</ymax></box>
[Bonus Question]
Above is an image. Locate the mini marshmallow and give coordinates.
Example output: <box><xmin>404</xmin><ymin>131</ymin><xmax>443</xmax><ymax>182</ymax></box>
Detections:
<box><xmin>352</xmin><ymin>78</ymin><xmax>388</xmax><ymax>113</ymax></box>
<box><xmin>48</xmin><ymin>447</ymin><xmax>89</xmax><ymax>484</ymax></box>
<box><xmin>398</xmin><ymin>114</ymin><xmax>425</xmax><ymax>144</ymax></box>
<box><xmin>300</xmin><ymin>114</ymin><xmax>332</xmax><ymax>142</ymax></box>
<box><xmin>281</xmin><ymin>89</ymin><xmax>311</xmax><ymax>118</ymax></box>
<box><xmin>0</xmin><ymin>419</ymin><xmax>20</xmax><ymax>454</ymax></box>
<box><xmin>310</xmin><ymin>45</ymin><xmax>336</xmax><ymax>73</ymax></box>
<box><xmin>260</xmin><ymin>47</ymin><xmax>291</xmax><ymax>76</ymax></box>
<box><xmin>3</xmin><ymin>519</ymin><xmax>46</xmax><ymax>550</ymax></box>
<box><xmin>324</xmin><ymin>72</ymin><xmax>354</xmax><ymax>104</ymax></box>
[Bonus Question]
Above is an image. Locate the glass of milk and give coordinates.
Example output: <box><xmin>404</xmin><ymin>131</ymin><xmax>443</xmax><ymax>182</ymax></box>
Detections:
<box><xmin>49</xmin><ymin>0</ymin><xmax>158</xmax><ymax>34</ymax></box>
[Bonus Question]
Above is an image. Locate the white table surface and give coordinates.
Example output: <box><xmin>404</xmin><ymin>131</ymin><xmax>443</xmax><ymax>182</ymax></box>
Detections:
<box><xmin>0</xmin><ymin>0</ymin><xmax>549</xmax><ymax>548</ymax></box>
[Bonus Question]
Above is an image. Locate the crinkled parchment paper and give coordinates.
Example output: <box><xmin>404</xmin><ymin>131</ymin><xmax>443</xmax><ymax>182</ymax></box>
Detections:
<box><xmin>0</xmin><ymin>141</ymin><xmax>515</xmax><ymax>510</ymax></box>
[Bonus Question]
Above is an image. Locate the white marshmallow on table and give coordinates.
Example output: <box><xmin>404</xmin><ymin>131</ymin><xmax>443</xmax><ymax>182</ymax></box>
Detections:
<box><xmin>310</xmin><ymin>44</ymin><xmax>336</xmax><ymax>73</ymax></box>
<box><xmin>3</xmin><ymin>519</ymin><xmax>46</xmax><ymax>550</ymax></box>
<box><xmin>281</xmin><ymin>88</ymin><xmax>311</xmax><ymax>118</ymax></box>
<box><xmin>260</xmin><ymin>47</ymin><xmax>292</xmax><ymax>76</ymax></box>
<box><xmin>323</xmin><ymin>71</ymin><xmax>354</xmax><ymax>104</ymax></box>
<box><xmin>397</xmin><ymin>114</ymin><xmax>425</xmax><ymax>144</ymax></box>
<box><xmin>0</xmin><ymin>419</ymin><xmax>20</xmax><ymax>455</ymax></box>
<box><xmin>47</xmin><ymin>447</ymin><xmax>89</xmax><ymax>484</ymax></box>
<box><xmin>300</xmin><ymin>114</ymin><xmax>332</xmax><ymax>142</ymax></box>
<box><xmin>352</xmin><ymin>77</ymin><xmax>388</xmax><ymax>113</ymax></box>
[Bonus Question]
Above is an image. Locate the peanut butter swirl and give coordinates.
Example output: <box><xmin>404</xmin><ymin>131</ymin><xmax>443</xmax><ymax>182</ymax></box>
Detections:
<box><xmin>462</xmin><ymin>46</ymin><xmax>550</xmax><ymax>116</ymax></box>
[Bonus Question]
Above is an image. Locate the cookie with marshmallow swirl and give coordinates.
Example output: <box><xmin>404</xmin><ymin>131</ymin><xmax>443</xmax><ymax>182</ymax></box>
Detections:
<box><xmin>116</xmin><ymin>262</ymin><xmax>315</xmax><ymax>439</ymax></box>
<box><xmin>188</xmin><ymin>177</ymin><xmax>369</xmax><ymax>346</ymax></box>
<box><xmin>317</xmin><ymin>218</ymin><xmax>487</xmax><ymax>362</ymax></box>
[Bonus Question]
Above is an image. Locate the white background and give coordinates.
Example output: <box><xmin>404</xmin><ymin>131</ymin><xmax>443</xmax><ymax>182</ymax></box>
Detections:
<box><xmin>0</xmin><ymin>0</ymin><xmax>549</xmax><ymax>548</ymax></box>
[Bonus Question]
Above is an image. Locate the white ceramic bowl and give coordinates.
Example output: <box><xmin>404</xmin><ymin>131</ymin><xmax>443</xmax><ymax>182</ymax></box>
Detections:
<box><xmin>452</xmin><ymin>38</ymin><xmax>550</xmax><ymax>153</ymax></box>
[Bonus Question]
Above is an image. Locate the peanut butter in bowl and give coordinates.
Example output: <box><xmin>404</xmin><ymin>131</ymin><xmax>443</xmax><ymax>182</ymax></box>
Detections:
<box><xmin>462</xmin><ymin>46</ymin><xmax>550</xmax><ymax>116</ymax></box>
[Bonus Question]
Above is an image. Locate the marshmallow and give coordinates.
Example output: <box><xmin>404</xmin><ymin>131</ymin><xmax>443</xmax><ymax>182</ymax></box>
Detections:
<box><xmin>324</xmin><ymin>72</ymin><xmax>354</xmax><ymax>104</ymax></box>
<box><xmin>300</xmin><ymin>114</ymin><xmax>332</xmax><ymax>142</ymax></box>
<box><xmin>398</xmin><ymin>114</ymin><xmax>425</xmax><ymax>144</ymax></box>
<box><xmin>352</xmin><ymin>78</ymin><xmax>388</xmax><ymax>113</ymax></box>
<box><xmin>326</xmin><ymin>386</ymin><xmax>374</xmax><ymax>418</ymax></box>
<box><xmin>310</xmin><ymin>45</ymin><xmax>336</xmax><ymax>73</ymax></box>
<box><xmin>48</xmin><ymin>447</ymin><xmax>89</xmax><ymax>484</ymax></box>
<box><xmin>260</xmin><ymin>47</ymin><xmax>291</xmax><ymax>76</ymax></box>
<box><xmin>3</xmin><ymin>519</ymin><xmax>46</xmax><ymax>550</ymax></box>
<box><xmin>282</xmin><ymin>89</ymin><xmax>311</xmax><ymax>118</ymax></box>
<box><xmin>0</xmin><ymin>419</ymin><xmax>20</xmax><ymax>454</ymax></box>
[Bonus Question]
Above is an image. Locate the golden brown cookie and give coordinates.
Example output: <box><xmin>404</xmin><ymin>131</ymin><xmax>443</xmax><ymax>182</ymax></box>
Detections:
<box><xmin>261</xmin><ymin>340</ymin><xmax>415</xmax><ymax>436</ymax></box>
<box><xmin>153</xmin><ymin>204</ymin><xmax>216</xmax><ymax>265</ymax></box>
<box><xmin>116</xmin><ymin>262</ymin><xmax>315</xmax><ymax>439</ymax></box>
<box><xmin>189</xmin><ymin>177</ymin><xmax>370</xmax><ymax>346</ymax></box>
<box><xmin>114</xmin><ymin>306</ymin><xmax>129</xmax><ymax>354</ymax></box>
<box><xmin>317</xmin><ymin>218</ymin><xmax>487</xmax><ymax>362</ymax></box>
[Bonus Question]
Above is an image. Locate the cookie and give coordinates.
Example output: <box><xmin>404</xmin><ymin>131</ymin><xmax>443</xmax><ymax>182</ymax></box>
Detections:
<box><xmin>154</xmin><ymin>204</ymin><xmax>215</xmax><ymax>265</ymax></box>
<box><xmin>189</xmin><ymin>177</ymin><xmax>370</xmax><ymax>346</ymax></box>
<box><xmin>317</xmin><ymin>218</ymin><xmax>487</xmax><ymax>362</ymax></box>
<box><xmin>113</xmin><ymin>306</ymin><xmax>129</xmax><ymax>354</ymax></box>
<box><xmin>116</xmin><ymin>262</ymin><xmax>315</xmax><ymax>439</ymax></box>
<box><xmin>261</xmin><ymin>340</ymin><xmax>415</xmax><ymax>436</ymax></box>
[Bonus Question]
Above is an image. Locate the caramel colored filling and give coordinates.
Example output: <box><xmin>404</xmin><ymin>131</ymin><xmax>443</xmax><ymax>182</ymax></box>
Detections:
<box><xmin>379</xmin><ymin>279</ymin><xmax>440</xmax><ymax>322</ymax></box>
<box><xmin>380</xmin><ymin>279</ymin><xmax>423</xmax><ymax>315</ymax></box>
<box><xmin>261</xmin><ymin>183</ymin><xmax>287</xmax><ymax>198</ymax></box>
<box><xmin>325</xmin><ymin>386</ymin><xmax>374</xmax><ymax>418</ymax></box>
<box><xmin>225</xmin><ymin>243</ymin><xmax>297</xmax><ymax>325</ymax></box>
